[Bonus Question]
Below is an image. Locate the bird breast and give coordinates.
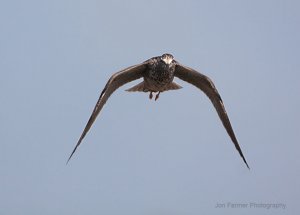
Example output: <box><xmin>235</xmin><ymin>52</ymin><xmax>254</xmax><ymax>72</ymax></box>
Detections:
<box><xmin>145</xmin><ymin>63</ymin><xmax>175</xmax><ymax>91</ymax></box>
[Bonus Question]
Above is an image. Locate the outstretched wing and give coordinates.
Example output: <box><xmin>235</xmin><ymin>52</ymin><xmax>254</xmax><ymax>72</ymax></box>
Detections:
<box><xmin>174</xmin><ymin>63</ymin><xmax>249</xmax><ymax>169</ymax></box>
<box><xmin>67</xmin><ymin>63</ymin><xmax>147</xmax><ymax>163</ymax></box>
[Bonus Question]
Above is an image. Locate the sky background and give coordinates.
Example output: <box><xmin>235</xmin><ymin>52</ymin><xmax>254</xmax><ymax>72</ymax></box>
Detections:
<box><xmin>1</xmin><ymin>0</ymin><xmax>299</xmax><ymax>214</ymax></box>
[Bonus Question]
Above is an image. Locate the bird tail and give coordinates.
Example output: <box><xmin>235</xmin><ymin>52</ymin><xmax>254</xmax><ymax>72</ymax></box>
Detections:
<box><xmin>126</xmin><ymin>81</ymin><xmax>182</xmax><ymax>92</ymax></box>
<box><xmin>166</xmin><ymin>82</ymin><xmax>182</xmax><ymax>91</ymax></box>
<box><xmin>126</xmin><ymin>81</ymin><xmax>147</xmax><ymax>92</ymax></box>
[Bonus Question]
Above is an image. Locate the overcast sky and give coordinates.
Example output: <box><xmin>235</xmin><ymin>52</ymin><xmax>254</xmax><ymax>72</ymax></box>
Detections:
<box><xmin>1</xmin><ymin>0</ymin><xmax>299</xmax><ymax>214</ymax></box>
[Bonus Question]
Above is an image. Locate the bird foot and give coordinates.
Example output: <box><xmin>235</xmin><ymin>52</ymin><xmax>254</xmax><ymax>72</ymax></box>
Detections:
<box><xmin>155</xmin><ymin>92</ymin><xmax>160</xmax><ymax>101</ymax></box>
<box><xmin>149</xmin><ymin>92</ymin><xmax>153</xmax><ymax>100</ymax></box>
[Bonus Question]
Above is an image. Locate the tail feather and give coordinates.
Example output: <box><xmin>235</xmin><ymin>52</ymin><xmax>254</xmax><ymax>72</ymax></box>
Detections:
<box><xmin>167</xmin><ymin>82</ymin><xmax>182</xmax><ymax>90</ymax></box>
<box><xmin>126</xmin><ymin>81</ymin><xmax>182</xmax><ymax>92</ymax></box>
<box><xmin>126</xmin><ymin>82</ymin><xmax>146</xmax><ymax>92</ymax></box>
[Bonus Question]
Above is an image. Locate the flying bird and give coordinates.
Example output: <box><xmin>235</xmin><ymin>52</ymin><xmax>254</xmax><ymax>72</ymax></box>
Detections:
<box><xmin>67</xmin><ymin>53</ymin><xmax>249</xmax><ymax>168</ymax></box>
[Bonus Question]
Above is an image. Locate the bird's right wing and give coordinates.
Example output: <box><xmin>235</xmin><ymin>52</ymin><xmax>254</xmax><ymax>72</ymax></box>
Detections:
<box><xmin>174</xmin><ymin>63</ymin><xmax>249</xmax><ymax>169</ymax></box>
<box><xmin>67</xmin><ymin>63</ymin><xmax>147</xmax><ymax>163</ymax></box>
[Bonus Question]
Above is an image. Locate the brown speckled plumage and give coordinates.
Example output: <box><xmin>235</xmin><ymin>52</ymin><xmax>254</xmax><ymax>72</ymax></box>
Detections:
<box><xmin>67</xmin><ymin>53</ymin><xmax>249</xmax><ymax>169</ymax></box>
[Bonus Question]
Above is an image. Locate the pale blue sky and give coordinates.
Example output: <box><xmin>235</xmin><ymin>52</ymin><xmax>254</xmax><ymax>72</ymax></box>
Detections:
<box><xmin>1</xmin><ymin>0</ymin><xmax>299</xmax><ymax>214</ymax></box>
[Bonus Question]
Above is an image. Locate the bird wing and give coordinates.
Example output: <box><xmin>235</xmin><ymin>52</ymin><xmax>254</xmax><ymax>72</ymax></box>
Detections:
<box><xmin>174</xmin><ymin>63</ymin><xmax>249</xmax><ymax>169</ymax></box>
<box><xmin>67</xmin><ymin>63</ymin><xmax>147</xmax><ymax>163</ymax></box>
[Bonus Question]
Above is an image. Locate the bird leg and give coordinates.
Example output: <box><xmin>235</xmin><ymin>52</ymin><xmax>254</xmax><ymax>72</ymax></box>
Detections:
<box><xmin>155</xmin><ymin>92</ymin><xmax>160</xmax><ymax>101</ymax></box>
<box><xmin>149</xmin><ymin>92</ymin><xmax>153</xmax><ymax>100</ymax></box>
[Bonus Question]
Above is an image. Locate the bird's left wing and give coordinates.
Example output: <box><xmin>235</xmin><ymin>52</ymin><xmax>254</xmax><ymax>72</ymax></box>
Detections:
<box><xmin>67</xmin><ymin>63</ymin><xmax>147</xmax><ymax>163</ymax></box>
<box><xmin>174</xmin><ymin>63</ymin><xmax>249</xmax><ymax>169</ymax></box>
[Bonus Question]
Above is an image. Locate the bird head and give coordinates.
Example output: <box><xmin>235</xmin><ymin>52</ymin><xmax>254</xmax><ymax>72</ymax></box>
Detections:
<box><xmin>161</xmin><ymin>53</ymin><xmax>174</xmax><ymax>65</ymax></box>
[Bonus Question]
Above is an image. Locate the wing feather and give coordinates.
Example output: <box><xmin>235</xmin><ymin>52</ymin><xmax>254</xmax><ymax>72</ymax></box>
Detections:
<box><xmin>67</xmin><ymin>63</ymin><xmax>146</xmax><ymax>163</ymax></box>
<box><xmin>175</xmin><ymin>63</ymin><xmax>249</xmax><ymax>169</ymax></box>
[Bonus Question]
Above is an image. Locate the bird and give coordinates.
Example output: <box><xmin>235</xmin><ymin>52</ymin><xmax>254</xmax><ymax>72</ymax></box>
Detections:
<box><xmin>67</xmin><ymin>53</ymin><xmax>249</xmax><ymax>169</ymax></box>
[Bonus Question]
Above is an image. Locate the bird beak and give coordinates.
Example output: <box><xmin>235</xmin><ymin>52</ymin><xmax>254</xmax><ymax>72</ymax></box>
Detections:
<box><xmin>162</xmin><ymin>56</ymin><xmax>173</xmax><ymax>65</ymax></box>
